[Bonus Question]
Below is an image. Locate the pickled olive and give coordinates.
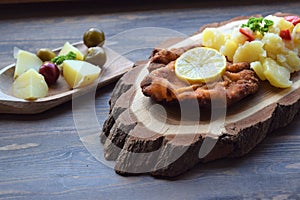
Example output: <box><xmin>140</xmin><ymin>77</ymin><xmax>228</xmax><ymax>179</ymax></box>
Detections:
<box><xmin>84</xmin><ymin>47</ymin><xmax>106</xmax><ymax>67</ymax></box>
<box><xmin>39</xmin><ymin>62</ymin><xmax>60</xmax><ymax>86</ymax></box>
<box><xmin>83</xmin><ymin>28</ymin><xmax>105</xmax><ymax>48</ymax></box>
<box><xmin>36</xmin><ymin>48</ymin><xmax>56</xmax><ymax>62</ymax></box>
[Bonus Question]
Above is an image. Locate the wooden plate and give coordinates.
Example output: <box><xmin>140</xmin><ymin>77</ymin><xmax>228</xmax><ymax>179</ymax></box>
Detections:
<box><xmin>0</xmin><ymin>42</ymin><xmax>134</xmax><ymax>114</ymax></box>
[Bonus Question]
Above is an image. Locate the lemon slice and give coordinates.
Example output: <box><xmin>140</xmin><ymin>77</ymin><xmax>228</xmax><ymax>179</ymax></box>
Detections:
<box><xmin>175</xmin><ymin>47</ymin><xmax>226</xmax><ymax>83</ymax></box>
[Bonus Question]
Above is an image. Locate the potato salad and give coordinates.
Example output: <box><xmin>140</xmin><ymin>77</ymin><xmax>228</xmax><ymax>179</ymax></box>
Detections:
<box><xmin>202</xmin><ymin>15</ymin><xmax>300</xmax><ymax>88</ymax></box>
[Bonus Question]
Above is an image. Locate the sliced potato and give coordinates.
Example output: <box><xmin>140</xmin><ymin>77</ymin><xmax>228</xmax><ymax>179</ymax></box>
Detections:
<box><xmin>233</xmin><ymin>41</ymin><xmax>266</xmax><ymax>63</ymax></box>
<box><xmin>62</xmin><ymin>60</ymin><xmax>101</xmax><ymax>89</ymax></box>
<box><xmin>263</xmin><ymin>58</ymin><xmax>292</xmax><ymax>88</ymax></box>
<box><xmin>250</xmin><ymin>61</ymin><xmax>266</xmax><ymax>80</ymax></box>
<box><xmin>278</xmin><ymin>50</ymin><xmax>300</xmax><ymax>73</ymax></box>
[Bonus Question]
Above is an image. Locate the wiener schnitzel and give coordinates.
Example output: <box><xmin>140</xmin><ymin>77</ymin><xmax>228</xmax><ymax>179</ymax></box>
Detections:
<box><xmin>140</xmin><ymin>47</ymin><xmax>260</xmax><ymax>107</ymax></box>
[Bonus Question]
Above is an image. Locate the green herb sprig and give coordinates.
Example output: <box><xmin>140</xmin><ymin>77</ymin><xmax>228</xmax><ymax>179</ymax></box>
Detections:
<box><xmin>51</xmin><ymin>51</ymin><xmax>76</xmax><ymax>65</ymax></box>
<box><xmin>241</xmin><ymin>17</ymin><xmax>274</xmax><ymax>35</ymax></box>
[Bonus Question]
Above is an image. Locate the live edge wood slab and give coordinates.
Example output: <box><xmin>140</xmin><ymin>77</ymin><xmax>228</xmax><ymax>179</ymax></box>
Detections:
<box><xmin>101</xmin><ymin>14</ymin><xmax>300</xmax><ymax>178</ymax></box>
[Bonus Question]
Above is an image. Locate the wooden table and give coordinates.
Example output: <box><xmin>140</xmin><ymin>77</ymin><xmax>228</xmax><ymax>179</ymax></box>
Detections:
<box><xmin>0</xmin><ymin>1</ymin><xmax>299</xmax><ymax>199</ymax></box>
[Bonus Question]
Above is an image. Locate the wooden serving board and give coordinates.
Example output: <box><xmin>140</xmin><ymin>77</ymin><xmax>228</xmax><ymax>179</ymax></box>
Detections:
<box><xmin>101</xmin><ymin>14</ymin><xmax>300</xmax><ymax>177</ymax></box>
<box><xmin>0</xmin><ymin>43</ymin><xmax>134</xmax><ymax>114</ymax></box>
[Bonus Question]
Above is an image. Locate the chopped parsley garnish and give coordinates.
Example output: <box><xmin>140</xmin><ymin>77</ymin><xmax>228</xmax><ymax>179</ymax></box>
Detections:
<box><xmin>51</xmin><ymin>51</ymin><xmax>76</xmax><ymax>65</ymax></box>
<box><xmin>241</xmin><ymin>17</ymin><xmax>274</xmax><ymax>35</ymax></box>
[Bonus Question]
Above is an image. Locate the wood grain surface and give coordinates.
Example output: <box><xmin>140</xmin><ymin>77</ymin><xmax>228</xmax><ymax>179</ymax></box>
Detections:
<box><xmin>101</xmin><ymin>33</ymin><xmax>300</xmax><ymax>177</ymax></box>
<box><xmin>0</xmin><ymin>1</ymin><xmax>300</xmax><ymax>199</ymax></box>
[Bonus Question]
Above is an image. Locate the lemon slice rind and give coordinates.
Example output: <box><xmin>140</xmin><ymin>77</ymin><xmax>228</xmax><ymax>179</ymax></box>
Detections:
<box><xmin>175</xmin><ymin>47</ymin><xmax>226</xmax><ymax>83</ymax></box>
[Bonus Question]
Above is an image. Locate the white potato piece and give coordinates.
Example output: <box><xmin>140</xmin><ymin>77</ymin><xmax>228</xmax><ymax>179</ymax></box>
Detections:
<box><xmin>233</xmin><ymin>41</ymin><xmax>266</xmax><ymax>63</ymax></box>
<box><xmin>265</xmin><ymin>15</ymin><xmax>294</xmax><ymax>34</ymax></box>
<box><xmin>59</xmin><ymin>42</ymin><xmax>84</xmax><ymax>61</ymax></box>
<box><xmin>62</xmin><ymin>60</ymin><xmax>101</xmax><ymax>89</ymax></box>
<box><xmin>230</xmin><ymin>27</ymin><xmax>248</xmax><ymax>45</ymax></box>
<box><xmin>220</xmin><ymin>39</ymin><xmax>238</xmax><ymax>62</ymax></box>
<box><xmin>13</xmin><ymin>48</ymin><xmax>43</xmax><ymax>79</ymax></box>
<box><xmin>250</xmin><ymin>61</ymin><xmax>266</xmax><ymax>80</ymax></box>
<box><xmin>262</xmin><ymin>33</ymin><xmax>287</xmax><ymax>59</ymax></box>
<box><xmin>277</xmin><ymin>50</ymin><xmax>300</xmax><ymax>73</ymax></box>
<box><xmin>292</xmin><ymin>24</ymin><xmax>300</xmax><ymax>53</ymax></box>
<box><xmin>263</xmin><ymin>58</ymin><xmax>292</xmax><ymax>88</ymax></box>
<box><xmin>292</xmin><ymin>23</ymin><xmax>300</xmax><ymax>43</ymax></box>
<box><xmin>12</xmin><ymin>68</ymin><xmax>48</xmax><ymax>100</ymax></box>
<box><xmin>202</xmin><ymin>28</ymin><xmax>225</xmax><ymax>51</ymax></box>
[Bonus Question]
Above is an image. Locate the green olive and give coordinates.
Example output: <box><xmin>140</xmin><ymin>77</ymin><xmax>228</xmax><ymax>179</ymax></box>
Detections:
<box><xmin>84</xmin><ymin>46</ymin><xmax>106</xmax><ymax>67</ymax></box>
<box><xmin>36</xmin><ymin>48</ymin><xmax>56</xmax><ymax>62</ymax></box>
<box><xmin>83</xmin><ymin>28</ymin><xmax>105</xmax><ymax>48</ymax></box>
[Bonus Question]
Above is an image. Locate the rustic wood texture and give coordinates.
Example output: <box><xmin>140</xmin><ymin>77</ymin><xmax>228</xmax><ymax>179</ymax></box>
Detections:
<box><xmin>102</xmin><ymin>60</ymin><xmax>300</xmax><ymax>177</ymax></box>
<box><xmin>0</xmin><ymin>1</ymin><xmax>300</xmax><ymax>199</ymax></box>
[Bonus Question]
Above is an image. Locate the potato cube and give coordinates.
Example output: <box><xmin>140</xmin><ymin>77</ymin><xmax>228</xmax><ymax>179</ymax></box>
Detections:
<box><xmin>59</xmin><ymin>42</ymin><xmax>84</xmax><ymax>61</ymax></box>
<box><xmin>220</xmin><ymin>40</ymin><xmax>238</xmax><ymax>62</ymax></box>
<box><xmin>202</xmin><ymin>28</ymin><xmax>225</xmax><ymax>51</ymax></box>
<box><xmin>14</xmin><ymin>48</ymin><xmax>43</xmax><ymax>79</ymax></box>
<box><xmin>12</xmin><ymin>69</ymin><xmax>48</xmax><ymax>100</ymax></box>
<box><xmin>62</xmin><ymin>60</ymin><xmax>101</xmax><ymax>89</ymax></box>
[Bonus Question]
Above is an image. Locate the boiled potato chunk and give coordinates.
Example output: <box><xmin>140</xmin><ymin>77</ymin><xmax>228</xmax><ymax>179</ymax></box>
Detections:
<box><xmin>262</xmin><ymin>33</ymin><xmax>286</xmax><ymax>59</ymax></box>
<box><xmin>250</xmin><ymin>61</ymin><xmax>266</xmax><ymax>80</ymax></box>
<box><xmin>292</xmin><ymin>23</ymin><xmax>300</xmax><ymax>43</ymax></box>
<box><xmin>230</xmin><ymin>28</ymin><xmax>248</xmax><ymax>44</ymax></box>
<box><xmin>12</xmin><ymin>69</ymin><xmax>48</xmax><ymax>100</ymax></box>
<box><xmin>292</xmin><ymin>24</ymin><xmax>300</xmax><ymax>53</ymax></box>
<box><xmin>277</xmin><ymin>50</ymin><xmax>300</xmax><ymax>73</ymax></box>
<box><xmin>286</xmin><ymin>51</ymin><xmax>300</xmax><ymax>71</ymax></box>
<box><xmin>263</xmin><ymin>58</ymin><xmax>292</xmax><ymax>88</ymax></box>
<box><xmin>59</xmin><ymin>42</ymin><xmax>84</xmax><ymax>60</ymax></box>
<box><xmin>14</xmin><ymin>48</ymin><xmax>43</xmax><ymax>79</ymax></box>
<box><xmin>233</xmin><ymin>41</ymin><xmax>266</xmax><ymax>63</ymax></box>
<box><xmin>220</xmin><ymin>39</ymin><xmax>238</xmax><ymax>62</ymax></box>
<box><xmin>202</xmin><ymin>28</ymin><xmax>225</xmax><ymax>51</ymax></box>
<box><xmin>62</xmin><ymin>60</ymin><xmax>101</xmax><ymax>89</ymax></box>
<box><xmin>265</xmin><ymin>15</ymin><xmax>294</xmax><ymax>34</ymax></box>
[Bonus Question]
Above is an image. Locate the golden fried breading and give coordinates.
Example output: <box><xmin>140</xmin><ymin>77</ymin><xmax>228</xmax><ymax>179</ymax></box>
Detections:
<box><xmin>140</xmin><ymin>47</ymin><xmax>260</xmax><ymax>108</ymax></box>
